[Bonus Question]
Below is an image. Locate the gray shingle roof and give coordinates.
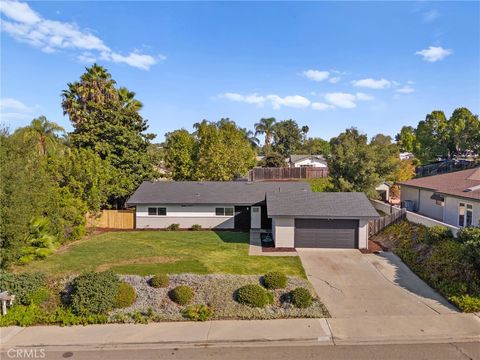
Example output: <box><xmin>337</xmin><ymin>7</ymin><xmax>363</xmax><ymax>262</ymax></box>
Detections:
<box><xmin>266</xmin><ymin>191</ymin><xmax>379</xmax><ymax>218</ymax></box>
<box><xmin>126</xmin><ymin>181</ymin><xmax>311</xmax><ymax>206</ymax></box>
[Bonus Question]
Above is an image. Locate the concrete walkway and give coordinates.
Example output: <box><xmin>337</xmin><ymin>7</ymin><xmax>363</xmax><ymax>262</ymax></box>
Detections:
<box><xmin>297</xmin><ymin>249</ymin><xmax>457</xmax><ymax>317</ymax></box>
<box><xmin>1</xmin><ymin>315</ymin><xmax>479</xmax><ymax>350</ymax></box>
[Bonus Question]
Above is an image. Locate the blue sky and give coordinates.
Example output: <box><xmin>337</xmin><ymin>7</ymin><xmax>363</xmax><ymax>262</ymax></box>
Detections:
<box><xmin>1</xmin><ymin>1</ymin><xmax>479</xmax><ymax>143</ymax></box>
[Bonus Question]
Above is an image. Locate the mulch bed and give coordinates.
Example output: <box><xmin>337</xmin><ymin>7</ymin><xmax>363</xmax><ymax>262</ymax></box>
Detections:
<box><xmin>262</xmin><ymin>247</ymin><xmax>297</xmax><ymax>253</ymax></box>
<box><xmin>359</xmin><ymin>239</ymin><xmax>390</xmax><ymax>254</ymax></box>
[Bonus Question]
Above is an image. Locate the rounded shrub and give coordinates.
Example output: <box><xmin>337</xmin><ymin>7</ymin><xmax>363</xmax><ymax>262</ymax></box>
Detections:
<box><xmin>263</xmin><ymin>271</ymin><xmax>288</xmax><ymax>289</ymax></box>
<box><xmin>70</xmin><ymin>271</ymin><xmax>120</xmax><ymax>315</ymax></box>
<box><xmin>191</xmin><ymin>224</ymin><xmax>202</xmax><ymax>231</ymax></box>
<box><xmin>150</xmin><ymin>274</ymin><xmax>169</xmax><ymax>288</ymax></box>
<box><xmin>235</xmin><ymin>284</ymin><xmax>274</xmax><ymax>308</ymax></box>
<box><xmin>426</xmin><ymin>226</ymin><xmax>453</xmax><ymax>243</ymax></box>
<box><xmin>181</xmin><ymin>304</ymin><xmax>214</xmax><ymax>321</ymax></box>
<box><xmin>169</xmin><ymin>285</ymin><xmax>194</xmax><ymax>305</ymax></box>
<box><xmin>290</xmin><ymin>287</ymin><xmax>313</xmax><ymax>308</ymax></box>
<box><xmin>114</xmin><ymin>282</ymin><xmax>137</xmax><ymax>308</ymax></box>
<box><xmin>167</xmin><ymin>223</ymin><xmax>180</xmax><ymax>231</ymax></box>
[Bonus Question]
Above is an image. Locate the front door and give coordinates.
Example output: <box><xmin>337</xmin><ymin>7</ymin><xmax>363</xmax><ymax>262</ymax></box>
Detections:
<box><xmin>251</xmin><ymin>206</ymin><xmax>261</xmax><ymax>229</ymax></box>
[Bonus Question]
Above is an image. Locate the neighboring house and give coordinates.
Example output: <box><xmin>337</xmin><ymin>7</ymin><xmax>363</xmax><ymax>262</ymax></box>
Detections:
<box><xmin>126</xmin><ymin>181</ymin><xmax>378</xmax><ymax>249</ymax></box>
<box><xmin>375</xmin><ymin>182</ymin><xmax>391</xmax><ymax>202</ymax></box>
<box><xmin>289</xmin><ymin>155</ymin><xmax>328</xmax><ymax>168</ymax></box>
<box><xmin>399</xmin><ymin>152</ymin><xmax>414</xmax><ymax>160</ymax></box>
<box><xmin>397</xmin><ymin>167</ymin><xmax>480</xmax><ymax>228</ymax></box>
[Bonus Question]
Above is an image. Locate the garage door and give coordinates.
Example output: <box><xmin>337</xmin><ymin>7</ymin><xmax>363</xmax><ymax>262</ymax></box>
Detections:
<box><xmin>294</xmin><ymin>219</ymin><xmax>358</xmax><ymax>248</ymax></box>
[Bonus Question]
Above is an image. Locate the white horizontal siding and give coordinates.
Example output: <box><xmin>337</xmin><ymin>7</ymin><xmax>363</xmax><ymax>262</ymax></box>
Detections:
<box><xmin>136</xmin><ymin>204</ymin><xmax>234</xmax><ymax>217</ymax></box>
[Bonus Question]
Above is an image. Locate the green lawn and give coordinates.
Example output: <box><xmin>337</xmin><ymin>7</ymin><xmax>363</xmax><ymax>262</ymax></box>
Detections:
<box><xmin>23</xmin><ymin>231</ymin><xmax>306</xmax><ymax>277</ymax></box>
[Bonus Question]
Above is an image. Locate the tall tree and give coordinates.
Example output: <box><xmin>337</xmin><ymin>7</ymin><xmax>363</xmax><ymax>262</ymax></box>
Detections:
<box><xmin>254</xmin><ymin>117</ymin><xmax>276</xmax><ymax>151</ymax></box>
<box><xmin>370</xmin><ymin>134</ymin><xmax>400</xmax><ymax>180</ymax></box>
<box><xmin>395</xmin><ymin>126</ymin><xmax>416</xmax><ymax>153</ymax></box>
<box><xmin>62</xmin><ymin>65</ymin><xmax>156</xmax><ymax>207</ymax></box>
<box><xmin>164</xmin><ymin>129</ymin><xmax>196</xmax><ymax>181</ymax></box>
<box><xmin>20</xmin><ymin>116</ymin><xmax>64</xmax><ymax>156</ymax></box>
<box><xmin>447</xmin><ymin>107</ymin><xmax>480</xmax><ymax>155</ymax></box>
<box><xmin>328</xmin><ymin>128</ymin><xmax>382</xmax><ymax>197</ymax></box>
<box><xmin>61</xmin><ymin>64</ymin><xmax>118</xmax><ymax>124</ymax></box>
<box><xmin>272</xmin><ymin>119</ymin><xmax>303</xmax><ymax>157</ymax></box>
<box><xmin>301</xmin><ymin>137</ymin><xmax>331</xmax><ymax>155</ymax></box>
<box><xmin>414</xmin><ymin>111</ymin><xmax>450</xmax><ymax>164</ymax></box>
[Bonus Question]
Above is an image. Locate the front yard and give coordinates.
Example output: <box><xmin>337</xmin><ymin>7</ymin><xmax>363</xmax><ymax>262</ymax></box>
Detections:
<box><xmin>22</xmin><ymin>230</ymin><xmax>305</xmax><ymax>277</ymax></box>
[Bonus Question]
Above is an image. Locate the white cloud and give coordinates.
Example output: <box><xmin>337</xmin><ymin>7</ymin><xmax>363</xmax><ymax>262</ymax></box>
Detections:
<box><xmin>396</xmin><ymin>86</ymin><xmax>415</xmax><ymax>94</ymax></box>
<box><xmin>323</xmin><ymin>92</ymin><xmax>374</xmax><ymax>109</ymax></box>
<box><xmin>311</xmin><ymin>102</ymin><xmax>334</xmax><ymax>111</ymax></box>
<box><xmin>355</xmin><ymin>92</ymin><xmax>375</xmax><ymax>101</ymax></box>
<box><xmin>328</xmin><ymin>77</ymin><xmax>341</xmax><ymax>84</ymax></box>
<box><xmin>266</xmin><ymin>95</ymin><xmax>310</xmax><ymax>109</ymax></box>
<box><xmin>0</xmin><ymin>97</ymin><xmax>34</xmax><ymax>121</ymax></box>
<box><xmin>324</xmin><ymin>92</ymin><xmax>357</xmax><ymax>108</ymax></box>
<box><xmin>220</xmin><ymin>93</ymin><xmax>266</xmax><ymax>106</ymax></box>
<box><xmin>351</xmin><ymin>78</ymin><xmax>392</xmax><ymax>89</ymax></box>
<box><xmin>77</xmin><ymin>52</ymin><xmax>96</xmax><ymax>64</ymax></box>
<box><xmin>0</xmin><ymin>0</ymin><xmax>160</xmax><ymax>70</ymax></box>
<box><xmin>302</xmin><ymin>70</ymin><xmax>330</xmax><ymax>82</ymax></box>
<box><xmin>423</xmin><ymin>10</ymin><xmax>439</xmax><ymax>22</ymax></box>
<box><xmin>415</xmin><ymin>46</ymin><xmax>452</xmax><ymax>62</ymax></box>
<box><xmin>0</xmin><ymin>97</ymin><xmax>32</xmax><ymax>112</ymax></box>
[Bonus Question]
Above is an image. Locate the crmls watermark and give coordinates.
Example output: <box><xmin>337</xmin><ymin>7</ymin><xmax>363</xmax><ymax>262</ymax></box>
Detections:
<box><xmin>6</xmin><ymin>348</ymin><xmax>46</xmax><ymax>359</ymax></box>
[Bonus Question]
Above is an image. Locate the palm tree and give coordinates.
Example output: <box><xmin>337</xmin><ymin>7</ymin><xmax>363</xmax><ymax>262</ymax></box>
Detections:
<box><xmin>23</xmin><ymin>116</ymin><xmax>65</xmax><ymax>156</ymax></box>
<box><xmin>61</xmin><ymin>64</ymin><xmax>118</xmax><ymax>124</ymax></box>
<box><xmin>254</xmin><ymin>117</ymin><xmax>276</xmax><ymax>149</ymax></box>
<box><xmin>118</xmin><ymin>87</ymin><xmax>143</xmax><ymax>112</ymax></box>
<box><xmin>241</xmin><ymin>128</ymin><xmax>260</xmax><ymax>148</ymax></box>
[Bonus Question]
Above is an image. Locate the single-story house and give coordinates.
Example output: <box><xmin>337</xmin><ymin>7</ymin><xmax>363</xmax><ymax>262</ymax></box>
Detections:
<box><xmin>126</xmin><ymin>181</ymin><xmax>379</xmax><ymax>249</ymax></box>
<box><xmin>289</xmin><ymin>155</ymin><xmax>328</xmax><ymax>168</ymax></box>
<box><xmin>397</xmin><ymin>167</ymin><xmax>480</xmax><ymax>228</ymax></box>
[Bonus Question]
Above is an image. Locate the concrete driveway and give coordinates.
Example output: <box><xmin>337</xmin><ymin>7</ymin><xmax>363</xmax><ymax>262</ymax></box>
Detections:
<box><xmin>297</xmin><ymin>249</ymin><xmax>458</xmax><ymax>318</ymax></box>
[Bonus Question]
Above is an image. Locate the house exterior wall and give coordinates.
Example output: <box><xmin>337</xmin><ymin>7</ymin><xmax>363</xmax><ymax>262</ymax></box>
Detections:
<box><xmin>271</xmin><ymin>215</ymin><xmax>367</xmax><ymax>249</ymax></box>
<box><xmin>358</xmin><ymin>220</ymin><xmax>368</xmax><ymax>249</ymax></box>
<box><xmin>271</xmin><ymin>216</ymin><xmax>295</xmax><ymax>248</ymax></box>
<box><xmin>400</xmin><ymin>186</ymin><xmax>443</xmax><ymax>221</ymax></box>
<box><xmin>443</xmin><ymin>196</ymin><xmax>480</xmax><ymax>228</ymax></box>
<box><xmin>135</xmin><ymin>204</ymin><xmax>235</xmax><ymax>229</ymax></box>
<box><xmin>292</xmin><ymin>158</ymin><xmax>327</xmax><ymax>168</ymax></box>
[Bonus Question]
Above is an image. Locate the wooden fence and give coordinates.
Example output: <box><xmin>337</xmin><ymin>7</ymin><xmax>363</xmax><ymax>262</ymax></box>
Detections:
<box><xmin>248</xmin><ymin>167</ymin><xmax>328</xmax><ymax>181</ymax></box>
<box><xmin>86</xmin><ymin>210</ymin><xmax>135</xmax><ymax>229</ymax></box>
<box><xmin>368</xmin><ymin>208</ymin><xmax>406</xmax><ymax>237</ymax></box>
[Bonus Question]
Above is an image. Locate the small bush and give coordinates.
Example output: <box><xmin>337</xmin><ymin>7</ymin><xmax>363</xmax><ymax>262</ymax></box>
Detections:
<box><xmin>70</xmin><ymin>271</ymin><xmax>119</xmax><ymax>315</ymax></box>
<box><xmin>290</xmin><ymin>287</ymin><xmax>313</xmax><ymax>308</ymax></box>
<box><xmin>166</xmin><ymin>224</ymin><xmax>180</xmax><ymax>231</ymax></box>
<box><xmin>263</xmin><ymin>272</ymin><xmax>288</xmax><ymax>289</ymax></box>
<box><xmin>191</xmin><ymin>224</ymin><xmax>202</xmax><ymax>231</ymax></box>
<box><xmin>235</xmin><ymin>284</ymin><xmax>274</xmax><ymax>308</ymax></box>
<box><xmin>150</xmin><ymin>273</ymin><xmax>169</xmax><ymax>288</ymax></box>
<box><xmin>449</xmin><ymin>295</ymin><xmax>480</xmax><ymax>312</ymax></box>
<box><xmin>181</xmin><ymin>304</ymin><xmax>214</xmax><ymax>321</ymax></box>
<box><xmin>457</xmin><ymin>227</ymin><xmax>480</xmax><ymax>271</ymax></box>
<box><xmin>114</xmin><ymin>282</ymin><xmax>137</xmax><ymax>308</ymax></box>
<box><xmin>169</xmin><ymin>285</ymin><xmax>194</xmax><ymax>305</ymax></box>
<box><xmin>426</xmin><ymin>226</ymin><xmax>453</xmax><ymax>243</ymax></box>
<box><xmin>0</xmin><ymin>272</ymin><xmax>46</xmax><ymax>305</ymax></box>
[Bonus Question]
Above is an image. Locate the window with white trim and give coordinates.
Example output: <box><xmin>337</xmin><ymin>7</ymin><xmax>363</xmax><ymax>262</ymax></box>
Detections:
<box><xmin>148</xmin><ymin>207</ymin><xmax>167</xmax><ymax>216</ymax></box>
<box><xmin>459</xmin><ymin>203</ymin><xmax>473</xmax><ymax>227</ymax></box>
<box><xmin>215</xmin><ymin>207</ymin><xmax>234</xmax><ymax>216</ymax></box>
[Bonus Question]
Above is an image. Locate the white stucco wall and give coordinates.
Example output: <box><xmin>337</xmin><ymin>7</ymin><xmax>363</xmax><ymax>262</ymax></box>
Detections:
<box><xmin>443</xmin><ymin>196</ymin><xmax>480</xmax><ymax>228</ymax></box>
<box><xmin>418</xmin><ymin>189</ymin><xmax>444</xmax><ymax>221</ymax></box>
<box><xmin>358</xmin><ymin>220</ymin><xmax>368</xmax><ymax>249</ymax></box>
<box><xmin>271</xmin><ymin>216</ymin><xmax>295</xmax><ymax>248</ymax></box>
<box><xmin>136</xmin><ymin>204</ymin><xmax>235</xmax><ymax>229</ymax></box>
<box><xmin>293</xmin><ymin>158</ymin><xmax>327</xmax><ymax>168</ymax></box>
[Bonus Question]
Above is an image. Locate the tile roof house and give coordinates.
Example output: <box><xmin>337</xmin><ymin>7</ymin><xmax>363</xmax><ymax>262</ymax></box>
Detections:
<box><xmin>126</xmin><ymin>181</ymin><xmax>378</xmax><ymax>249</ymax></box>
<box><xmin>397</xmin><ymin>167</ymin><xmax>480</xmax><ymax>228</ymax></box>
